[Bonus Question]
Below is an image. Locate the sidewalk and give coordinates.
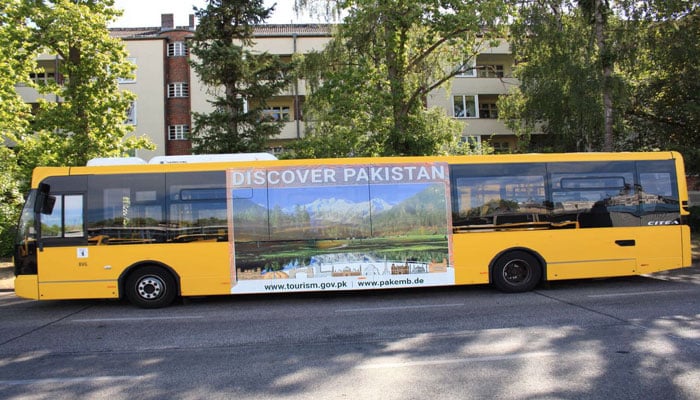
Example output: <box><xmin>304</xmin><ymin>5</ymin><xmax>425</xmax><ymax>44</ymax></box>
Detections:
<box><xmin>0</xmin><ymin>263</ymin><xmax>12</xmax><ymax>291</ymax></box>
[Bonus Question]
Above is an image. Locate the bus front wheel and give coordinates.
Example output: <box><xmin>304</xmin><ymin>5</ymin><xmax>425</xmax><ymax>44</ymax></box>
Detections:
<box><xmin>491</xmin><ymin>251</ymin><xmax>542</xmax><ymax>293</ymax></box>
<box><xmin>125</xmin><ymin>266</ymin><xmax>177</xmax><ymax>308</ymax></box>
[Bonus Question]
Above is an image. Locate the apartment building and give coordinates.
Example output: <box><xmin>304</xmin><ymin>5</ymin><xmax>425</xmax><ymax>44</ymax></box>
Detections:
<box><xmin>19</xmin><ymin>14</ymin><xmax>520</xmax><ymax>160</ymax></box>
<box><xmin>427</xmin><ymin>39</ymin><xmax>520</xmax><ymax>153</ymax></box>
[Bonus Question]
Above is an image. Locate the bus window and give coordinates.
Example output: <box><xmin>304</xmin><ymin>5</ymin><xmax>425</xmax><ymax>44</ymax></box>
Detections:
<box><xmin>166</xmin><ymin>171</ymin><xmax>228</xmax><ymax>242</ymax></box>
<box><xmin>451</xmin><ymin>163</ymin><xmax>547</xmax><ymax>229</ymax></box>
<box><xmin>88</xmin><ymin>174</ymin><xmax>165</xmax><ymax>244</ymax></box>
<box><xmin>549</xmin><ymin>161</ymin><xmax>636</xmax><ymax>227</ymax></box>
<box><xmin>40</xmin><ymin>194</ymin><xmax>84</xmax><ymax>239</ymax></box>
<box><xmin>17</xmin><ymin>190</ymin><xmax>37</xmax><ymax>241</ymax></box>
<box><xmin>64</xmin><ymin>195</ymin><xmax>84</xmax><ymax>237</ymax></box>
<box><xmin>637</xmin><ymin>160</ymin><xmax>680</xmax><ymax>223</ymax></box>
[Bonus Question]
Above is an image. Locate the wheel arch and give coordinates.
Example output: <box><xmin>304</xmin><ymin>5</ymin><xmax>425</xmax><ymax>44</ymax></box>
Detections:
<box><xmin>118</xmin><ymin>261</ymin><xmax>181</xmax><ymax>300</ymax></box>
<box><xmin>488</xmin><ymin>247</ymin><xmax>548</xmax><ymax>285</ymax></box>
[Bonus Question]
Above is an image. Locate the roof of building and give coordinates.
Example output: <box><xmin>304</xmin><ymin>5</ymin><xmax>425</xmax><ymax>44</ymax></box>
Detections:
<box><xmin>110</xmin><ymin>28</ymin><xmax>163</xmax><ymax>39</ymax></box>
<box><xmin>254</xmin><ymin>24</ymin><xmax>334</xmax><ymax>36</ymax></box>
<box><xmin>110</xmin><ymin>24</ymin><xmax>334</xmax><ymax>40</ymax></box>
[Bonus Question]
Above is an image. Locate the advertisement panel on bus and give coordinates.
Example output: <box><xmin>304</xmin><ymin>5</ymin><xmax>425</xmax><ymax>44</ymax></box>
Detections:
<box><xmin>227</xmin><ymin>162</ymin><xmax>455</xmax><ymax>293</ymax></box>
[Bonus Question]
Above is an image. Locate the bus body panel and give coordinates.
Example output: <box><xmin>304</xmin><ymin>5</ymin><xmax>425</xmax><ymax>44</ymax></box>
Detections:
<box><xmin>451</xmin><ymin>234</ymin><xmax>491</xmax><ymax>285</ymax></box>
<box><xmin>37</xmin><ymin>246</ymin><xmax>120</xmax><ymax>299</ymax></box>
<box><xmin>39</xmin><ymin>281</ymin><xmax>119</xmax><ymax>300</ymax></box>
<box><xmin>636</xmin><ymin>224</ymin><xmax>689</xmax><ymax>274</ymax></box>
<box><xmin>542</xmin><ymin>228</ymin><xmax>638</xmax><ymax>280</ymax></box>
<box><xmin>14</xmin><ymin>275</ymin><xmax>39</xmax><ymax>300</ymax></box>
<box><xmin>37</xmin><ymin>242</ymin><xmax>232</xmax><ymax>299</ymax></box>
<box><xmin>454</xmin><ymin>228</ymin><xmax>642</xmax><ymax>283</ymax></box>
<box><xmin>167</xmin><ymin>242</ymin><xmax>231</xmax><ymax>296</ymax></box>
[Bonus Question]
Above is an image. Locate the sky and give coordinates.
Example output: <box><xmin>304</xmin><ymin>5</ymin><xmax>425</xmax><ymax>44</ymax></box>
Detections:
<box><xmin>110</xmin><ymin>0</ymin><xmax>321</xmax><ymax>28</ymax></box>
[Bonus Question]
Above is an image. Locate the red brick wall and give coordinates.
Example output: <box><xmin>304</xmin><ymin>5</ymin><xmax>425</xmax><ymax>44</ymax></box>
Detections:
<box><xmin>163</xmin><ymin>30</ymin><xmax>193</xmax><ymax>155</ymax></box>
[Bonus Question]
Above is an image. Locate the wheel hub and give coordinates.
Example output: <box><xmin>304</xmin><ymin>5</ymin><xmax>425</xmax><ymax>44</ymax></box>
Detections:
<box><xmin>503</xmin><ymin>259</ymin><xmax>529</xmax><ymax>283</ymax></box>
<box><xmin>137</xmin><ymin>276</ymin><xmax>164</xmax><ymax>299</ymax></box>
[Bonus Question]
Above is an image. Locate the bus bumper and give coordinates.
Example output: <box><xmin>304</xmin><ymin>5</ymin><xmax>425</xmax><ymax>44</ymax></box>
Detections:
<box><xmin>14</xmin><ymin>275</ymin><xmax>39</xmax><ymax>300</ymax></box>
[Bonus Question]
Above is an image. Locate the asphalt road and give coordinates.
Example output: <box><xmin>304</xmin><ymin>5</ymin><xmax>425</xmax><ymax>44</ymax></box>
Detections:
<box><xmin>1</xmin><ymin>268</ymin><xmax>699</xmax><ymax>400</ymax></box>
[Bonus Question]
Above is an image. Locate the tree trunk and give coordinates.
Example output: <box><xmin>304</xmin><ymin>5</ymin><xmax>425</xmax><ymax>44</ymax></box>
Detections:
<box><xmin>593</xmin><ymin>0</ymin><xmax>614</xmax><ymax>151</ymax></box>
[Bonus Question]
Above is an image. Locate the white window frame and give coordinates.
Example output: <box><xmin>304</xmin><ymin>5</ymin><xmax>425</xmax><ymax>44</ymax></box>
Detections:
<box><xmin>168</xmin><ymin>125</ymin><xmax>189</xmax><ymax>140</ymax></box>
<box><xmin>117</xmin><ymin>58</ymin><xmax>137</xmax><ymax>84</ymax></box>
<box><xmin>262</xmin><ymin>106</ymin><xmax>291</xmax><ymax>122</ymax></box>
<box><xmin>167</xmin><ymin>82</ymin><xmax>189</xmax><ymax>98</ymax></box>
<box><xmin>491</xmin><ymin>140</ymin><xmax>510</xmax><ymax>153</ymax></box>
<box><xmin>456</xmin><ymin>59</ymin><xmax>477</xmax><ymax>77</ymax></box>
<box><xmin>29</xmin><ymin>72</ymin><xmax>52</xmax><ymax>85</ymax></box>
<box><xmin>460</xmin><ymin>135</ymin><xmax>481</xmax><ymax>146</ymax></box>
<box><xmin>125</xmin><ymin>101</ymin><xmax>137</xmax><ymax>125</ymax></box>
<box><xmin>478</xmin><ymin>101</ymin><xmax>498</xmax><ymax>119</ymax></box>
<box><xmin>477</xmin><ymin>64</ymin><xmax>505</xmax><ymax>78</ymax></box>
<box><xmin>167</xmin><ymin>42</ymin><xmax>187</xmax><ymax>57</ymax></box>
<box><xmin>453</xmin><ymin>95</ymin><xmax>479</xmax><ymax>119</ymax></box>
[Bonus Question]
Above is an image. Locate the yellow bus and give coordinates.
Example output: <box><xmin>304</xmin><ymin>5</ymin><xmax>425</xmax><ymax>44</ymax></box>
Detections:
<box><xmin>13</xmin><ymin>152</ymin><xmax>692</xmax><ymax>308</ymax></box>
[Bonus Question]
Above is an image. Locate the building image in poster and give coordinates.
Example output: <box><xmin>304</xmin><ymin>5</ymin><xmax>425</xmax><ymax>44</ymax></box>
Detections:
<box><xmin>228</xmin><ymin>163</ymin><xmax>454</xmax><ymax>293</ymax></box>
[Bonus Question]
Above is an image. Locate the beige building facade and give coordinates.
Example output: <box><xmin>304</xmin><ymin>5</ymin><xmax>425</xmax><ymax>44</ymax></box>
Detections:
<box><xmin>19</xmin><ymin>14</ymin><xmax>520</xmax><ymax>161</ymax></box>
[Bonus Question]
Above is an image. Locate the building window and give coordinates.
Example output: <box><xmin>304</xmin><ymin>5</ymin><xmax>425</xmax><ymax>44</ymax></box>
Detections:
<box><xmin>125</xmin><ymin>102</ymin><xmax>137</xmax><ymax>125</ymax></box>
<box><xmin>117</xmin><ymin>58</ymin><xmax>137</xmax><ymax>84</ymax></box>
<box><xmin>27</xmin><ymin>72</ymin><xmax>57</xmax><ymax>85</ymax></box>
<box><xmin>168</xmin><ymin>125</ymin><xmax>189</xmax><ymax>140</ymax></box>
<box><xmin>262</xmin><ymin>106</ymin><xmax>291</xmax><ymax>122</ymax></box>
<box><xmin>491</xmin><ymin>141</ymin><xmax>510</xmax><ymax>153</ymax></box>
<box><xmin>453</xmin><ymin>95</ymin><xmax>477</xmax><ymax>118</ymax></box>
<box><xmin>479</xmin><ymin>102</ymin><xmax>498</xmax><ymax>119</ymax></box>
<box><xmin>167</xmin><ymin>82</ymin><xmax>189</xmax><ymax>98</ymax></box>
<box><xmin>477</xmin><ymin>64</ymin><xmax>504</xmax><ymax>78</ymax></box>
<box><xmin>460</xmin><ymin>136</ymin><xmax>481</xmax><ymax>146</ymax></box>
<box><xmin>167</xmin><ymin>42</ymin><xmax>187</xmax><ymax>57</ymax></box>
<box><xmin>456</xmin><ymin>59</ymin><xmax>477</xmax><ymax>77</ymax></box>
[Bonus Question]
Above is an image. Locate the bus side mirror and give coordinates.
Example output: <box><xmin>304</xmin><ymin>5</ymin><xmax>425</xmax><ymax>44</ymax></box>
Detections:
<box><xmin>34</xmin><ymin>183</ymin><xmax>56</xmax><ymax>215</ymax></box>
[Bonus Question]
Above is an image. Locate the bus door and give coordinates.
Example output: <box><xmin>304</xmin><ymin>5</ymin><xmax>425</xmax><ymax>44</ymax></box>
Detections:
<box><xmin>547</xmin><ymin>162</ymin><xmax>640</xmax><ymax>280</ymax></box>
<box><xmin>634</xmin><ymin>160</ymin><xmax>686</xmax><ymax>273</ymax></box>
<box><xmin>31</xmin><ymin>176</ymin><xmax>107</xmax><ymax>299</ymax></box>
<box><xmin>14</xmin><ymin>189</ymin><xmax>40</xmax><ymax>277</ymax></box>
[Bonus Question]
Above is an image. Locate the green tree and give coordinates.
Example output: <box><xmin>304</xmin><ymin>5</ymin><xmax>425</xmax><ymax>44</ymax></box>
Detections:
<box><xmin>19</xmin><ymin>0</ymin><xmax>152</xmax><ymax>169</ymax></box>
<box><xmin>0</xmin><ymin>0</ymin><xmax>34</xmax><ymax>144</ymax></box>
<box><xmin>620</xmin><ymin>1</ymin><xmax>700</xmax><ymax>172</ymax></box>
<box><xmin>502</xmin><ymin>0</ymin><xmax>699</xmax><ymax>162</ymax></box>
<box><xmin>189</xmin><ymin>0</ymin><xmax>292</xmax><ymax>154</ymax></box>
<box><xmin>0</xmin><ymin>0</ymin><xmax>36</xmax><ymax>256</ymax></box>
<box><xmin>0</xmin><ymin>147</ymin><xmax>24</xmax><ymax>256</ymax></box>
<box><xmin>291</xmin><ymin>0</ymin><xmax>510</xmax><ymax>157</ymax></box>
<box><xmin>499</xmin><ymin>0</ymin><xmax>625</xmax><ymax>152</ymax></box>
<box><xmin>0</xmin><ymin>0</ymin><xmax>154</xmax><ymax>255</ymax></box>
<box><xmin>580</xmin><ymin>0</ymin><xmax>615</xmax><ymax>151</ymax></box>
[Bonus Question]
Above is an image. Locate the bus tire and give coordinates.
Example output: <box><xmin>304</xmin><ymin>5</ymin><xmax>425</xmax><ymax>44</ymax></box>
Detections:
<box><xmin>491</xmin><ymin>251</ymin><xmax>542</xmax><ymax>293</ymax></box>
<box><xmin>125</xmin><ymin>266</ymin><xmax>177</xmax><ymax>308</ymax></box>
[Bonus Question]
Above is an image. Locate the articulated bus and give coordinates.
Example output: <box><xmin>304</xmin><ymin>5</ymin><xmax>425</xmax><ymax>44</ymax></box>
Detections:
<box><xmin>13</xmin><ymin>152</ymin><xmax>692</xmax><ymax>308</ymax></box>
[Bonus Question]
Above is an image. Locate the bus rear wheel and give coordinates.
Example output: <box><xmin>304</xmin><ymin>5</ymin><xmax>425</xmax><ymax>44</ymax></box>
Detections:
<box><xmin>492</xmin><ymin>251</ymin><xmax>542</xmax><ymax>293</ymax></box>
<box><xmin>125</xmin><ymin>266</ymin><xmax>177</xmax><ymax>308</ymax></box>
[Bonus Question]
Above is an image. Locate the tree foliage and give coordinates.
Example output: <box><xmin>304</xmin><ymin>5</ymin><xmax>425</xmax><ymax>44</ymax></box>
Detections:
<box><xmin>0</xmin><ymin>0</ymin><xmax>152</xmax><ymax>256</ymax></box>
<box><xmin>19</xmin><ymin>0</ymin><xmax>152</xmax><ymax>170</ymax></box>
<box><xmin>291</xmin><ymin>0</ymin><xmax>510</xmax><ymax>158</ymax></box>
<box><xmin>0</xmin><ymin>0</ymin><xmax>35</xmax><ymax>256</ymax></box>
<box><xmin>501</xmin><ymin>0</ymin><xmax>700</xmax><ymax>169</ymax></box>
<box><xmin>620</xmin><ymin>1</ymin><xmax>700</xmax><ymax>172</ymax></box>
<box><xmin>499</xmin><ymin>0</ymin><xmax>623</xmax><ymax>152</ymax></box>
<box><xmin>189</xmin><ymin>0</ymin><xmax>292</xmax><ymax>154</ymax></box>
<box><xmin>0</xmin><ymin>0</ymin><xmax>34</xmax><ymax>142</ymax></box>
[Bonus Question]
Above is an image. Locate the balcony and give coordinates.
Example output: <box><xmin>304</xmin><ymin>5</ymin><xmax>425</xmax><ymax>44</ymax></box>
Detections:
<box><xmin>273</xmin><ymin>120</ymin><xmax>306</xmax><ymax>140</ymax></box>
